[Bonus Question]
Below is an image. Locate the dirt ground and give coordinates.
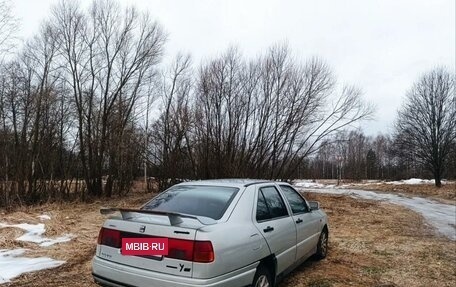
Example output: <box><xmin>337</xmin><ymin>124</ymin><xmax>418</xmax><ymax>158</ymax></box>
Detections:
<box><xmin>1</xmin><ymin>189</ymin><xmax>455</xmax><ymax>287</ymax></box>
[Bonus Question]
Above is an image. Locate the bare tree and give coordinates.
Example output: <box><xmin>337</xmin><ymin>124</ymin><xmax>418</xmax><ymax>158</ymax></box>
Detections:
<box><xmin>0</xmin><ymin>0</ymin><xmax>18</xmax><ymax>198</ymax></box>
<box><xmin>0</xmin><ymin>0</ymin><xmax>18</xmax><ymax>57</ymax></box>
<box><xmin>150</xmin><ymin>54</ymin><xmax>193</xmax><ymax>189</ymax></box>
<box><xmin>188</xmin><ymin>44</ymin><xmax>373</xmax><ymax>180</ymax></box>
<box><xmin>395</xmin><ymin>68</ymin><xmax>456</xmax><ymax>187</ymax></box>
<box><xmin>51</xmin><ymin>0</ymin><xmax>166</xmax><ymax>197</ymax></box>
<box><xmin>372</xmin><ymin>134</ymin><xmax>391</xmax><ymax>179</ymax></box>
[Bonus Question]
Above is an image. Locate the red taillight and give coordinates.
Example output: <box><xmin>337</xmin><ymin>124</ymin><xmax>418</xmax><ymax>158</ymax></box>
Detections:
<box><xmin>97</xmin><ymin>227</ymin><xmax>121</xmax><ymax>248</ymax></box>
<box><xmin>193</xmin><ymin>241</ymin><xmax>214</xmax><ymax>263</ymax></box>
<box><xmin>168</xmin><ymin>238</ymin><xmax>194</xmax><ymax>261</ymax></box>
<box><xmin>167</xmin><ymin>239</ymin><xmax>214</xmax><ymax>263</ymax></box>
<box><xmin>97</xmin><ymin>228</ymin><xmax>214</xmax><ymax>263</ymax></box>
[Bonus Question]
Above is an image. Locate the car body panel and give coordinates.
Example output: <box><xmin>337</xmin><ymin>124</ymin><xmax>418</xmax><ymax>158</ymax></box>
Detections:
<box><xmin>97</xmin><ymin>217</ymin><xmax>198</xmax><ymax>277</ymax></box>
<box><xmin>277</xmin><ymin>184</ymin><xmax>323</xmax><ymax>260</ymax></box>
<box><xmin>93</xmin><ymin>256</ymin><xmax>257</xmax><ymax>287</ymax></box>
<box><xmin>252</xmin><ymin>183</ymin><xmax>297</xmax><ymax>275</ymax></box>
<box><xmin>92</xmin><ymin>179</ymin><xmax>328</xmax><ymax>287</ymax></box>
<box><xmin>292</xmin><ymin>212</ymin><xmax>321</xmax><ymax>259</ymax></box>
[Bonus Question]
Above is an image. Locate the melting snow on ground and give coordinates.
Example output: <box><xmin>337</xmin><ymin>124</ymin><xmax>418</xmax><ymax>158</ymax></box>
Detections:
<box><xmin>295</xmin><ymin>178</ymin><xmax>452</xmax><ymax>188</ymax></box>
<box><xmin>0</xmin><ymin>218</ymin><xmax>73</xmax><ymax>284</ymax></box>
<box><xmin>300</xmin><ymin>187</ymin><xmax>456</xmax><ymax>241</ymax></box>
<box><xmin>0</xmin><ymin>249</ymin><xmax>65</xmax><ymax>284</ymax></box>
<box><xmin>0</xmin><ymin>222</ymin><xmax>73</xmax><ymax>247</ymax></box>
<box><xmin>294</xmin><ymin>180</ymin><xmax>333</xmax><ymax>188</ymax></box>
<box><xmin>385</xmin><ymin>178</ymin><xmax>439</xmax><ymax>185</ymax></box>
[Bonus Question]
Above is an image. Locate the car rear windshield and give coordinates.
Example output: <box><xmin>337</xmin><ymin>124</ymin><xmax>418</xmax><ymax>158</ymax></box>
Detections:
<box><xmin>142</xmin><ymin>185</ymin><xmax>239</xmax><ymax>220</ymax></box>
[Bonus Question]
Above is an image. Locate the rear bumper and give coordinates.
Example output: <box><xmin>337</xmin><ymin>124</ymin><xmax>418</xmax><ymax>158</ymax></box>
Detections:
<box><xmin>92</xmin><ymin>256</ymin><xmax>257</xmax><ymax>287</ymax></box>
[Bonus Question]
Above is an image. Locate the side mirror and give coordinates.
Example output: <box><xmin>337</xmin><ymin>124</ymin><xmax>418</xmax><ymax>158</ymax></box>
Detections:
<box><xmin>308</xmin><ymin>201</ymin><xmax>320</xmax><ymax>211</ymax></box>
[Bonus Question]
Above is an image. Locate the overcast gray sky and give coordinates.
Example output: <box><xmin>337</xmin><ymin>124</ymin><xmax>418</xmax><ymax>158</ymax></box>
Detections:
<box><xmin>13</xmin><ymin>0</ymin><xmax>455</xmax><ymax>136</ymax></box>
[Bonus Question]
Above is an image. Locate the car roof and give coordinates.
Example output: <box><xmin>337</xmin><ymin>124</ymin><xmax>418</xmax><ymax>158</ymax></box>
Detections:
<box><xmin>176</xmin><ymin>178</ymin><xmax>282</xmax><ymax>188</ymax></box>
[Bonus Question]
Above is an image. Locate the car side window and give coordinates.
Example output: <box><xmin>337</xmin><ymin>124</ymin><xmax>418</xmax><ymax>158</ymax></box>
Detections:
<box><xmin>256</xmin><ymin>190</ymin><xmax>270</xmax><ymax>221</ymax></box>
<box><xmin>256</xmin><ymin>186</ymin><xmax>289</xmax><ymax>221</ymax></box>
<box><xmin>280</xmin><ymin>185</ymin><xmax>309</xmax><ymax>214</ymax></box>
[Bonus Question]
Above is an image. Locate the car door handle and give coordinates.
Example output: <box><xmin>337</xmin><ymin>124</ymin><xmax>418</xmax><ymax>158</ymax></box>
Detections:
<box><xmin>296</xmin><ymin>218</ymin><xmax>303</xmax><ymax>224</ymax></box>
<box><xmin>263</xmin><ymin>226</ymin><xmax>274</xmax><ymax>233</ymax></box>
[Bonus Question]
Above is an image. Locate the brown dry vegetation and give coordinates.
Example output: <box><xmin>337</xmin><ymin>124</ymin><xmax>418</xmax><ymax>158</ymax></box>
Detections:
<box><xmin>1</xmin><ymin>189</ymin><xmax>455</xmax><ymax>287</ymax></box>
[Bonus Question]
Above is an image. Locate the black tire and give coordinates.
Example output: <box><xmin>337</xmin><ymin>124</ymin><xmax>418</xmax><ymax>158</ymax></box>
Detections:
<box><xmin>315</xmin><ymin>229</ymin><xmax>328</xmax><ymax>259</ymax></box>
<box><xmin>252</xmin><ymin>265</ymin><xmax>273</xmax><ymax>287</ymax></box>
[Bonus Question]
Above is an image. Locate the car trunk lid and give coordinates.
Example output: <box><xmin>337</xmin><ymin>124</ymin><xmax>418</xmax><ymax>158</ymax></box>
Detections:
<box><xmin>96</xmin><ymin>208</ymin><xmax>215</xmax><ymax>278</ymax></box>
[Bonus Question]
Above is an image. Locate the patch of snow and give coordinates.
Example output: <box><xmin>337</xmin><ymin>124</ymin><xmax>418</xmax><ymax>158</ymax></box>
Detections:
<box><xmin>0</xmin><ymin>249</ymin><xmax>64</xmax><ymax>284</ymax></box>
<box><xmin>294</xmin><ymin>180</ymin><xmax>327</xmax><ymax>188</ymax></box>
<box><xmin>0</xmin><ymin>223</ymin><xmax>73</xmax><ymax>247</ymax></box>
<box><xmin>300</xmin><ymin>187</ymin><xmax>456</xmax><ymax>241</ymax></box>
<box><xmin>38</xmin><ymin>215</ymin><xmax>51</xmax><ymax>221</ymax></box>
<box><xmin>386</xmin><ymin>178</ymin><xmax>438</xmax><ymax>185</ymax></box>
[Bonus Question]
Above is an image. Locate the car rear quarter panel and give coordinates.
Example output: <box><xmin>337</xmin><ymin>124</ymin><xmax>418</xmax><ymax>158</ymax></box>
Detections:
<box><xmin>192</xmin><ymin>185</ymin><xmax>269</xmax><ymax>279</ymax></box>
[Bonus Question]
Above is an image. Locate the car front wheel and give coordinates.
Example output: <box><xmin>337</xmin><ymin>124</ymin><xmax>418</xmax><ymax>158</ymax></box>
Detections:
<box><xmin>315</xmin><ymin>229</ymin><xmax>328</xmax><ymax>259</ymax></box>
<box><xmin>252</xmin><ymin>265</ymin><xmax>272</xmax><ymax>287</ymax></box>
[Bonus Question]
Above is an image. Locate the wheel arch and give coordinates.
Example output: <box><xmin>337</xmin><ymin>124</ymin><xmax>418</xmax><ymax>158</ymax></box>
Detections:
<box><xmin>322</xmin><ymin>224</ymin><xmax>329</xmax><ymax>234</ymax></box>
<box><xmin>257</xmin><ymin>254</ymin><xmax>277</xmax><ymax>286</ymax></box>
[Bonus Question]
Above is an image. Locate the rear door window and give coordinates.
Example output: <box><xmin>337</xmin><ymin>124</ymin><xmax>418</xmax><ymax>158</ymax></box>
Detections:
<box><xmin>256</xmin><ymin>186</ymin><xmax>289</xmax><ymax>221</ymax></box>
<box><xmin>256</xmin><ymin>191</ymin><xmax>270</xmax><ymax>221</ymax></box>
<box><xmin>142</xmin><ymin>185</ymin><xmax>239</xmax><ymax>220</ymax></box>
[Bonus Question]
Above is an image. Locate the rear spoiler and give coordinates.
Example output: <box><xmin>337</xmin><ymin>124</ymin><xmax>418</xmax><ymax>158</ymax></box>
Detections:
<box><xmin>100</xmin><ymin>208</ymin><xmax>217</xmax><ymax>226</ymax></box>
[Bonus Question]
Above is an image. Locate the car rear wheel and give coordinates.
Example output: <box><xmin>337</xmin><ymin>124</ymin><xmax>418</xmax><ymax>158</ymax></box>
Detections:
<box><xmin>315</xmin><ymin>229</ymin><xmax>328</xmax><ymax>259</ymax></box>
<box><xmin>252</xmin><ymin>265</ymin><xmax>272</xmax><ymax>287</ymax></box>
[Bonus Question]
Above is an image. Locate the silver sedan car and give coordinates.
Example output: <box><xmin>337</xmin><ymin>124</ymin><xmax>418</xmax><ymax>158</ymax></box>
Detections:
<box><xmin>92</xmin><ymin>179</ymin><xmax>329</xmax><ymax>287</ymax></box>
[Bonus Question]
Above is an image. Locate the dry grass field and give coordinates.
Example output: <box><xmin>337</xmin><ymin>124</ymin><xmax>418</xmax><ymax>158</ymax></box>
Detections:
<box><xmin>1</xmin><ymin>188</ymin><xmax>455</xmax><ymax>287</ymax></box>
